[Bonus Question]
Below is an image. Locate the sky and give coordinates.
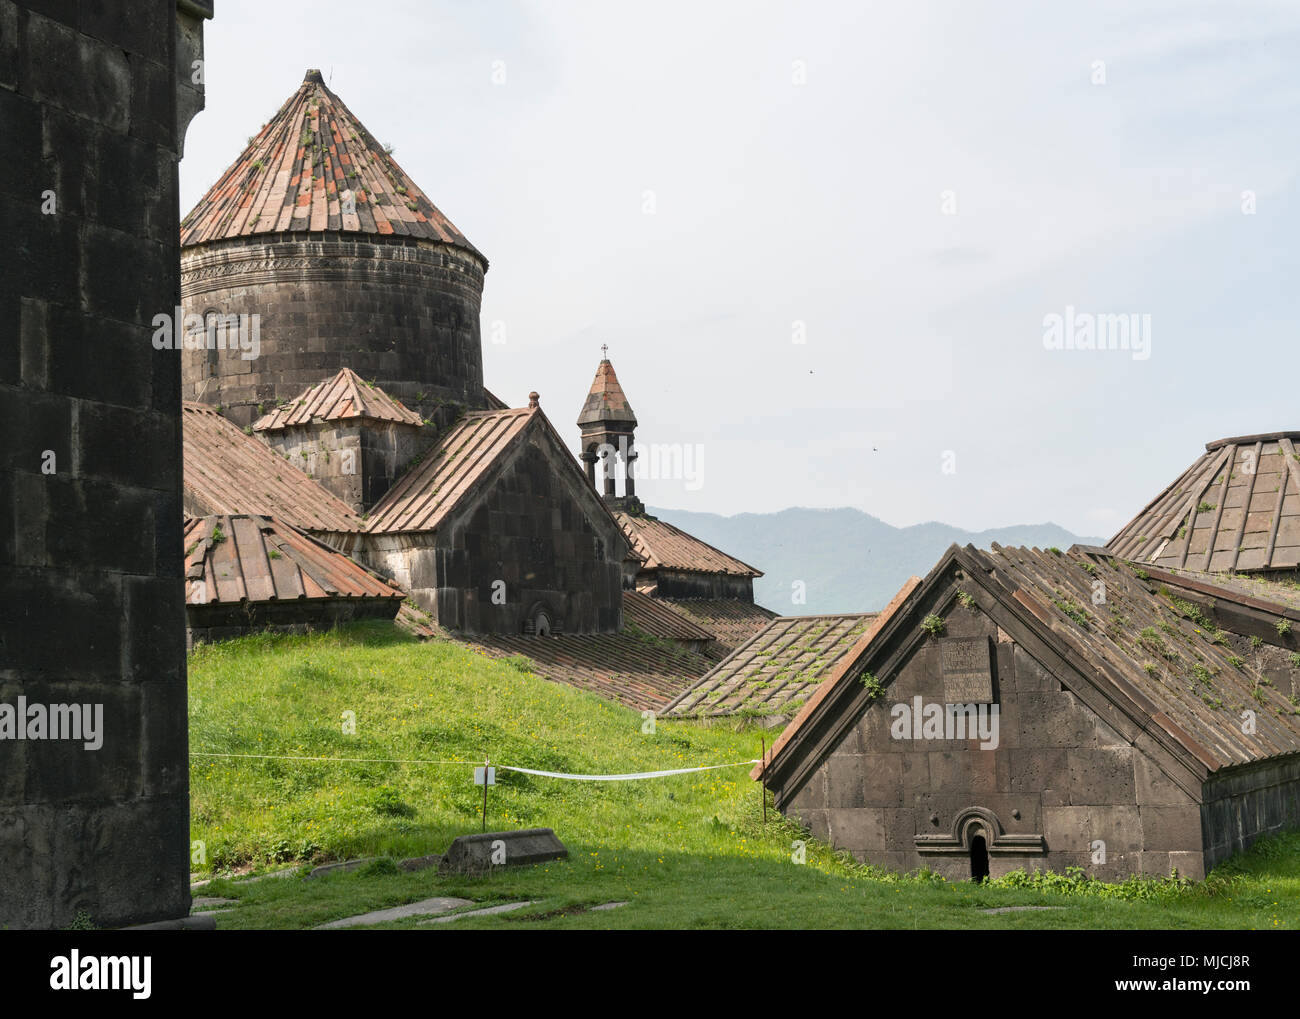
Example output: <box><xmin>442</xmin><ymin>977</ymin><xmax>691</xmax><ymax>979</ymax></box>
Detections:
<box><xmin>180</xmin><ymin>0</ymin><xmax>1300</xmax><ymax>537</ymax></box>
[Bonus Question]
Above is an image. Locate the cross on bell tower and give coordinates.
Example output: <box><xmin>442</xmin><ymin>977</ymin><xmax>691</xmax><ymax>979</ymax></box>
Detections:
<box><xmin>577</xmin><ymin>352</ymin><xmax>643</xmax><ymax>513</ymax></box>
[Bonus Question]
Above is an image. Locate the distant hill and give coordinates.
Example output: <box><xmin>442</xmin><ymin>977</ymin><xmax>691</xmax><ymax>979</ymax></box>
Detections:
<box><xmin>647</xmin><ymin>506</ymin><xmax>1104</xmax><ymax>616</ymax></box>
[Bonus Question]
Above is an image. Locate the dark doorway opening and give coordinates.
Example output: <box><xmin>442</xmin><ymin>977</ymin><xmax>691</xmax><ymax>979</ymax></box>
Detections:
<box><xmin>970</xmin><ymin>834</ymin><xmax>989</xmax><ymax>882</ymax></box>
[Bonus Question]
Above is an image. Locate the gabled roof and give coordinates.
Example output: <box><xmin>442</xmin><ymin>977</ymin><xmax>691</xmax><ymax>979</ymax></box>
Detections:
<box><xmin>252</xmin><ymin>368</ymin><xmax>424</xmax><ymax>431</ymax></box>
<box><xmin>656</xmin><ymin>598</ymin><xmax>779</xmax><ymax>654</ymax></box>
<box><xmin>183</xmin><ymin>401</ymin><xmax>364</xmax><ymax>533</ymax></box>
<box><xmin>756</xmin><ymin>544</ymin><xmax>1300</xmax><ymax>787</ymax></box>
<box><xmin>622</xmin><ymin>589</ymin><xmax>716</xmax><ymax>643</ymax></box>
<box><xmin>577</xmin><ymin>359</ymin><xmax>637</xmax><ymax>428</ymax></box>
<box><xmin>363</xmin><ymin>408</ymin><xmax>534</xmax><ymax>534</ymax></box>
<box><xmin>616</xmin><ymin>513</ymin><xmax>762</xmax><ymax>577</ymax></box>
<box><xmin>663</xmin><ymin>613</ymin><xmax>877</xmax><ymax>720</ymax></box>
<box><xmin>185</xmin><ymin>514</ymin><xmax>400</xmax><ymax>604</ymax></box>
<box><xmin>365</xmin><ymin>405</ymin><xmax>629</xmax><ymax>547</ymax></box>
<box><xmin>180</xmin><ymin>69</ymin><xmax>482</xmax><ymax>259</ymax></box>
<box><xmin>1108</xmin><ymin>431</ymin><xmax>1300</xmax><ymax>573</ymax></box>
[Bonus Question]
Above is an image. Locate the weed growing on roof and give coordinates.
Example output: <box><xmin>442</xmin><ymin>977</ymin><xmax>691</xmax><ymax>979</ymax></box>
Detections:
<box><xmin>1290</xmin><ymin>653</ymin><xmax>1300</xmax><ymax>669</ymax></box>
<box><xmin>859</xmin><ymin>672</ymin><xmax>885</xmax><ymax>700</ymax></box>
<box><xmin>1277</xmin><ymin>618</ymin><xmax>1293</xmax><ymax>637</ymax></box>
<box><xmin>921</xmin><ymin>615</ymin><xmax>945</xmax><ymax>637</ymax></box>
<box><xmin>1052</xmin><ymin>597</ymin><xmax>1091</xmax><ymax>630</ymax></box>
<box><xmin>957</xmin><ymin>591</ymin><xmax>976</xmax><ymax>609</ymax></box>
<box><xmin>1197</xmin><ymin>501</ymin><xmax>1215</xmax><ymax>513</ymax></box>
<box><xmin>1250</xmin><ymin>635</ymin><xmax>1263</xmax><ymax>649</ymax></box>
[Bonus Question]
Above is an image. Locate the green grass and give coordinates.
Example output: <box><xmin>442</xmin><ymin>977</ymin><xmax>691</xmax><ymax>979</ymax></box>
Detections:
<box><xmin>189</xmin><ymin>622</ymin><xmax>1299</xmax><ymax>929</ymax></box>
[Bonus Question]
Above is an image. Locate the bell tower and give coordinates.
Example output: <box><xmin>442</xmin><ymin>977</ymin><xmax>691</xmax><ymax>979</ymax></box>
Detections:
<box><xmin>577</xmin><ymin>352</ymin><xmax>643</xmax><ymax>513</ymax></box>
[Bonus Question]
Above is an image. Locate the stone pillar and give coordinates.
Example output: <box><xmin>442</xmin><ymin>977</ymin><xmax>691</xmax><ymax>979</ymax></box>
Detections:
<box><xmin>0</xmin><ymin>0</ymin><xmax>212</xmax><ymax>929</ymax></box>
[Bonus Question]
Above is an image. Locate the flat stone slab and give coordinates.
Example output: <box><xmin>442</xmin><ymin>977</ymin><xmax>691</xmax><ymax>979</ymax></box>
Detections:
<box><xmin>191</xmin><ymin>897</ymin><xmax>238</xmax><ymax>911</ymax></box>
<box><xmin>308</xmin><ymin>858</ymin><xmax>378</xmax><ymax>879</ymax></box>
<box><xmin>441</xmin><ymin>828</ymin><xmax>567</xmax><ymax>874</ymax></box>
<box><xmin>590</xmin><ymin>901</ymin><xmax>629</xmax><ymax>911</ymax></box>
<box><xmin>317</xmin><ymin>897</ymin><xmax>474</xmax><ymax>929</ymax></box>
<box><xmin>421</xmin><ymin>901</ymin><xmax>537</xmax><ymax>924</ymax></box>
<box><xmin>980</xmin><ymin>906</ymin><xmax>1064</xmax><ymax>914</ymax></box>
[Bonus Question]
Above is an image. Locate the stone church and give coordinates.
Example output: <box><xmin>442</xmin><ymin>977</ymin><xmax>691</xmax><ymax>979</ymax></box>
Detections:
<box><xmin>178</xmin><ymin>70</ymin><xmax>772</xmax><ymax>663</ymax></box>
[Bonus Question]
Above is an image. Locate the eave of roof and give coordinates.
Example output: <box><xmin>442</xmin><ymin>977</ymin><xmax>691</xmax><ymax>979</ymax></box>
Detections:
<box><xmin>617</xmin><ymin>513</ymin><xmax>762</xmax><ymax>577</ymax></box>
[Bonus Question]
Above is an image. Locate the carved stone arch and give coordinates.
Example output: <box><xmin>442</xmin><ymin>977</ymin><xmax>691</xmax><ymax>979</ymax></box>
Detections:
<box><xmin>522</xmin><ymin>599</ymin><xmax>558</xmax><ymax>637</ymax></box>
<box><xmin>952</xmin><ymin>806</ymin><xmax>1004</xmax><ymax>850</ymax></box>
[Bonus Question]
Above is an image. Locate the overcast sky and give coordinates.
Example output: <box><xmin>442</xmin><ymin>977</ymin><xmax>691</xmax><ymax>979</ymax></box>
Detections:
<box><xmin>180</xmin><ymin>1</ymin><xmax>1300</xmax><ymax>537</ymax></box>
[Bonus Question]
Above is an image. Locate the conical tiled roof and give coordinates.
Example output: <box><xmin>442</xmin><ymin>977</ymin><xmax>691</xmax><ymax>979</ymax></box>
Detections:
<box><xmin>252</xmin><ymin>368</ymin><xmax>424</xmax><ymax>431</ymax></box>
<box><xmin>577</xmin><ymin>359</ymin><xmax>637</xmax><ymax>427</ymax></box>
<box><xmin>1108</xmin><ymin>431</ymin><xmax>1300</xmax><ymax>573</ymax></box>
<box><xmin>180</xmin><ymin>69</ymin><xmax>482</xmax><ymax>257</ymax></box>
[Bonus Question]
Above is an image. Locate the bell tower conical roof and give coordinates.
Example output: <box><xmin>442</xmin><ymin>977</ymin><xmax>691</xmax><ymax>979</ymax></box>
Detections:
<box><xmin>180</xmin><ymin>69</ymin><xmax>482</xmax><ymax>259</ymax></box>
<box><xmin>577</xmin><ymin>358</ymin><xmax>637</xmax><ymax>429</ymax></box>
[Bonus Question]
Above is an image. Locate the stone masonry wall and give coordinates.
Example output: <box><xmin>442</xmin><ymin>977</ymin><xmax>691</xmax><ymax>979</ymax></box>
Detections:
<box><xmin>180</xmin><ymin>235</ymin><xmax>486</xmax><ymax>428</ymax></box>
<box><xmin>780</xmin><ymin>583</ymin><xmax>1207</xmax><ymax>881</ymax></box>
<box><xmin>0</xmin><ymin>0</ymin><xmax>209</xmax><ymax>928</ymax></box>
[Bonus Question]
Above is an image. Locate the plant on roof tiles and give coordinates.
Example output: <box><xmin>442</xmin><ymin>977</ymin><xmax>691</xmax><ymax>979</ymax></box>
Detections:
<box><xmin>1052</xmin><ymin>598</ymin><xmax>1091</xmax><ymax>630</ymax></box>
<box><xmin>920</xmin><ymin>614</ymin><xmax>945</xmax><ymax>637</ymax></box>
<box><xmin>1196</xmin><ymin>501</ymin><xmax>1215</xmax><ymax>513</ymax></box>
<box><xmin>957</xmin><ymin>591</ymin><xmax>976</xmax><ymax>609</ymax></box>
<box><xmin>268</xmin><ymin>549</ymin><xmax>281</xmax><ymax>560</ymax></box>
<box><xmin>859</xmin><ymin>671</ymin><xmax>885</xmax><ymax>700</ymax></box>
<box><xmin>1276</xmin><ymin>618</ymin><xmax>1292</xmax><ymax>637</ymax></box>
<box><xmin>210</xmin><ymin>524</ymin><xmax>226</xmax><ymax>545</ymax></box>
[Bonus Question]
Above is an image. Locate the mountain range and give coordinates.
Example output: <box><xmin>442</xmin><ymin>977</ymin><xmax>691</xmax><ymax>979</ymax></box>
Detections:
<box><xmin>647</xmin><ymin>505</ymin><xmax>1104</xmax><ymax>616</ymax></box>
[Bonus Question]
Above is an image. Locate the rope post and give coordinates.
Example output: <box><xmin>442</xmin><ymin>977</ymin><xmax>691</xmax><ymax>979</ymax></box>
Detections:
<box><xmin>481</xmin><ymin>756</ymin><xmax>490</xmax><ymax>832</ymax></box>
<box><xmin>760</xmin><ymin>737</ymin><xmax>767</xmax><ymax>825</ymax></box>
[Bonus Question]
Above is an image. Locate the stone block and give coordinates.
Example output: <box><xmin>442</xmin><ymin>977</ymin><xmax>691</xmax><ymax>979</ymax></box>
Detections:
<box><xmin>1066</xmin><ymin>747</ymin><xmax>1135</xmax><ymax>805</ymax></box>
<box><xmin>440</xmin><ymin>828</ymin><xmax>567</xmax><ymax>874</ymax></box>
<box><xmin>1138</xmin><ymin>805</ymin><xmax>1203</xmax><ymax>852</ymax></box>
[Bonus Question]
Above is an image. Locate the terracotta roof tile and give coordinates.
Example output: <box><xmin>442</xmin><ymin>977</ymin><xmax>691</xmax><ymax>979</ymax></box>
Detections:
<box><xmin>183</xmin><ymin>402</ymin><xmax>364</xmax><ymax>533</ymax></box>
<box><xmin>622</xmin><ymin>589</ymin><xmax>715</xmax><ymax>643</ymax></box>
<box><xmin>617</xmin><ymin>514</ymin><xmax>761</xmax><ymax>577</ymax></box>
<box><xmin>657</xmin><ymin>598</ymin><xmax>779</xmax><ymax>653</ymax></box>
<box><xmin>253</xmin><ymin>368</ymin><xmax>424</xmax><ymax>431</ymax></box>
<box><xmin>1108</xmin><ymin>431</ymin><xmax>1300</xmax><ymax>573</ymax></box>
<box><xmin>664</xmin><ymin>613</ymin><xmax>878</xmax><ymax>720</ymax></box>
<box><xmin>577</xmin><ymin>359</ymin><xmax>637</xmax><ymax>427</ymax></box>
<box><xmin>184</xmin><ymin>514</ymin><xmax>400</xmax><ymax>604</ymax></box>
<box><xmin>180</xmin><ymin>69</ymin><xmax>482</xmax><ymax>261</ymax></box>
<box><xmin>363</xmin><ymin>408</ymin><xmax>535</xmax><ymax>533</ymax></box>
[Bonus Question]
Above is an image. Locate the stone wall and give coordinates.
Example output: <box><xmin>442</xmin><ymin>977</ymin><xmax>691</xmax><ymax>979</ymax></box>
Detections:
<box><xmin>1201</xmin><ymin>755</ymin><xmax>1300</xmax><ymax>871</ymax></box>
<box><xmin>0</xmin><ymin>0</ymin><xmax>210</xmax><ymax>928</ymax></box>
<box><xmin>180</xmin><ymin>235</ymin><xmax>486</xmax><ymax>428</ymax></box>
<box><xmin>261</xmin><ymin>419</ymin><xmax>434</xmax><ymax>514</ymax></box>
<box><xmin>650</xmin><ymin>569</ymin><xmax>754</xmax><ymax>601</ymax></box>
<box><xmin>778</xmin><ymin>578</ymin><xmax>1208</xmax><ymax>881</ymax></box>
<box><xmin>367</xmin><ymin>438</ymin><xmax>627</xmax><ymax>634</ymax></box>
<box><xmin>186</xmin><ymin>596</ymin><xmax>400</xmax><ymax>649</ymax></box>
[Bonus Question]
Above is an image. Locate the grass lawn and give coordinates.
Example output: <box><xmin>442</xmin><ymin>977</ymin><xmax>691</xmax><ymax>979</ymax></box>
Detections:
<box><xmin>188</xmin><ymin>622</ymin><xmax>1298</xmax><ymax>930</ymax></box>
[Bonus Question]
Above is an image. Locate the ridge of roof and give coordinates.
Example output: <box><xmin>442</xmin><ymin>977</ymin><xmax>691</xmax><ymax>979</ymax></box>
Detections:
<box><xmin>180</xmin><ymin>69</ymin><xmax>482</xmax><ymax>258</ymax></box>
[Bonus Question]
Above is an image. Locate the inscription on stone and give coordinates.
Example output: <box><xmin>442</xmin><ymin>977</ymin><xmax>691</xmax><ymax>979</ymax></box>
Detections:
<box><xmin>940</xmin><ymin>636</ymin><xmax>994</xmax><ymax>702</ymax></box>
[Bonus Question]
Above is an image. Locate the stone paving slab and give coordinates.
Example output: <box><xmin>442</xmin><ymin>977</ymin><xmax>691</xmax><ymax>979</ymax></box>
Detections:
<box><xmin>979</xmin><ymin>906</ymin><xmax>1064</xmax><ymax>914</ymax></box>
<box><xmin>420</xmin><ymin>901</ymin><xmax>537</xmax><ymax>924</ymax></box>
<box><xmin>317</xmin><ymin>897</ymin><xmax>474</xmax><ymax>929</ymax></box>
<box><xmin>590</xmin><ymin>901</ymin><xmax>629</xmax><ymax>911</ymax></box>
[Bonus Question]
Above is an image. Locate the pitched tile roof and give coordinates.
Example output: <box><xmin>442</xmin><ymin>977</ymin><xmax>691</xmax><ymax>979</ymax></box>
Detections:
<box><xmin>577</xmin><ymin>358</ymin><xmax>637</xmax><ymax>428</ymax></box>
<box><xmin>622</xmin><ymin>589</ymin><xmax>716</xmax><ymax>643</ymax></box>
<box><xmin>253</xmin><ymin>368</ymin><xmax>424</xmax><ymax>431</ymax></box>
<box><xmin>184</xmin><ymin>514</ymin><xmax>401</xmax><ymax>604</ymax></box>
<box><xmin>451</xmin><ymin>631</ymin><xmax>713</xmax><ymax>711</ymax></box>
<box><xmin>180</xmin><ymin>69</ymin><xmax>482</xmax><ymax>259</ymax></box>
<box><xmin>363</xmin><ymin>408</ymin><xmax>535</xmax><ymax>533</ymax></box>
<box><xmin>183</xmin><ymin>401</ymin><xmax>364</xmax><ymax>533</ymax></box>
<box><xmin>656</xmin><ymin>598</ymin><xmax>779</xmax><ymax>654</ymax></box>
<box><xmin>1108</xmin><ymin>431</ymin><xmax>1300</xmax><ymax>573</ymax></box>
<box><xmin>616</xmin><ymin>513</ymin><xmax>761</xmax><ymax>577</ymax></box>
<box><xmin>757</xmin><ymin>544</ymin><xmax>1300</xmax><ymax>784</ymax></box>
<box><xmin>663</xmin><ymin>613</ymin><xmax>878</xmax><ymax>720</ymax></box>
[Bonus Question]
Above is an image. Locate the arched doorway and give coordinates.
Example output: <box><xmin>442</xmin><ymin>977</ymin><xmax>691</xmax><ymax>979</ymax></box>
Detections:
<box><xmin>970</xmin><ymin>834</ymin><xmax>989</xmax><ymax>882</ymax></box>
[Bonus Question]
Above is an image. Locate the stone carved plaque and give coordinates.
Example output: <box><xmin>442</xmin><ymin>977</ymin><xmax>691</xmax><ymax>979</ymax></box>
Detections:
<box><xmin>940</xmin><ymin>636</ymin><xmax>994</xmax><ymax>703</ymax></box>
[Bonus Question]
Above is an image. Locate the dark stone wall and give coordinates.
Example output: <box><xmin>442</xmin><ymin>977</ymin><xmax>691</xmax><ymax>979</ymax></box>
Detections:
<box><xmin>0</xmin><ymin>0</ymin><xmax>210</xmax><ymax>928</ymax></box>
<box><xmin>1201</xmin><ymin>756</ymin><xmax>1300</xmax><ymax>871</ymax></box>
<box><xmin>367</xmin><ymin>428</ymin><xmax>628</xmax><ymax>634</ymax></box>
<box><xmin>179</xmin><ymin>235</ymin><xmax>486</xmax><ymax>428</ymax></box>
<box><xmin>777</xmin><ymin>584</ymin><xmax>1208</xmax><ymax>881</ymax></box>
<box><xmin>186</xmin><ymin>596</ymin><xmax>400</xmax><ymax>649</ymax></box>
<box><xmin>650</xmin><ymin>569</ymin><xmax>754</xmax><ymax>601</ymax></box>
